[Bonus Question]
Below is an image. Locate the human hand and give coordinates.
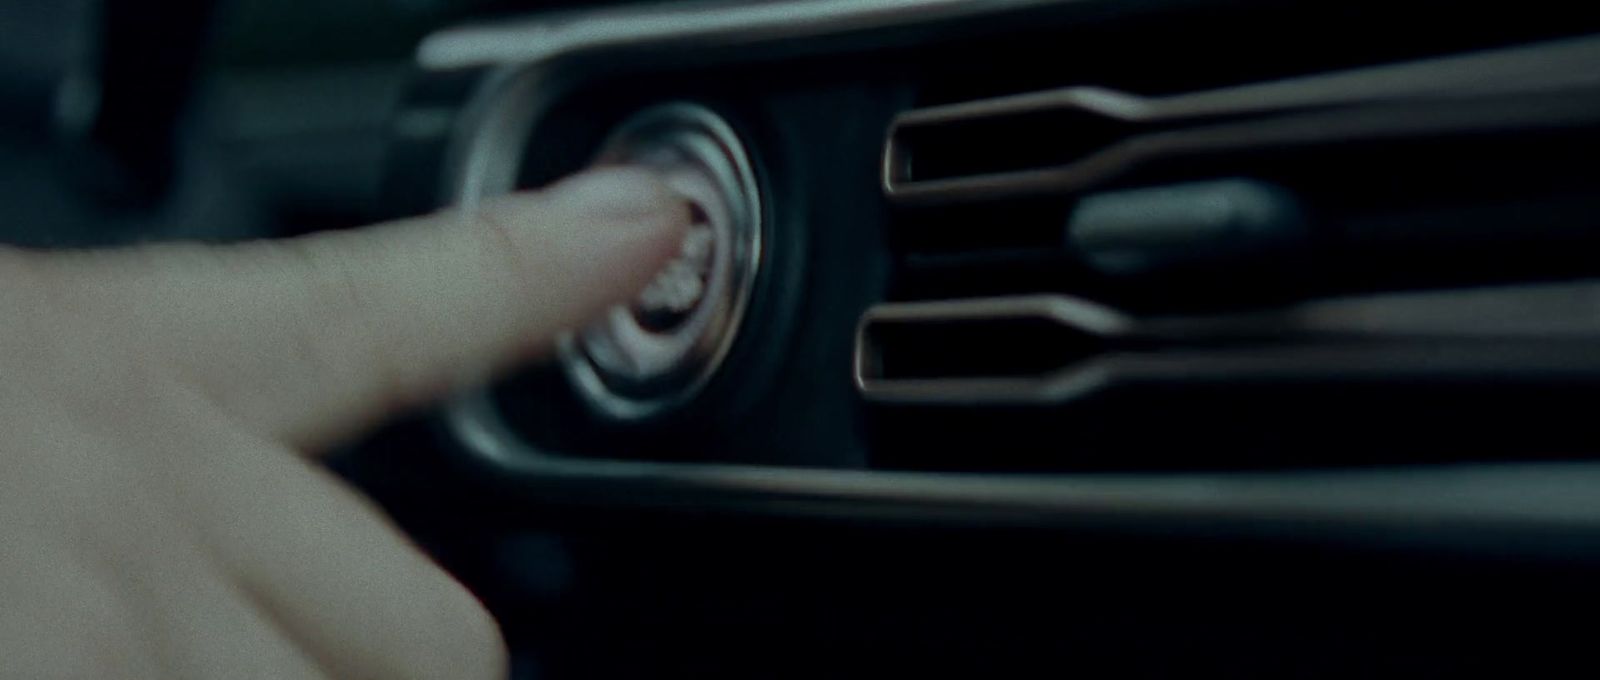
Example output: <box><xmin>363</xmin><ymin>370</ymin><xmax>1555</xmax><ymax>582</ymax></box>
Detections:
<box><xmin>0</xmin><ymin>168</ymin><xmax>689</xmax><ymax>679</ymax></box>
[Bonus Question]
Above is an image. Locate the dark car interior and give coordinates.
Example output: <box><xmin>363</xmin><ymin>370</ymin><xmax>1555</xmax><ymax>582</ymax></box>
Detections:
<box><xmin>8</xmin><ymin>0</ymin><xmax>1600</xmax><ymax>676</ymax></box>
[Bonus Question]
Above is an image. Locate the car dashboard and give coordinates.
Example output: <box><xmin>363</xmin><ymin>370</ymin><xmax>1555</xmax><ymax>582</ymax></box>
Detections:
<box><xmin>7</xmin><ymin>0</ymin><xmax>1600</xmax><ymax>676</ymax></box>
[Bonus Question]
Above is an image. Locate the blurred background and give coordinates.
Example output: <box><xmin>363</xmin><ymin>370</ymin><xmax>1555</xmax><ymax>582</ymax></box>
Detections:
<box><xmin>0</xmin><ymin>0</ymin><xmax>585</xmax><ymax>248</ymax></box>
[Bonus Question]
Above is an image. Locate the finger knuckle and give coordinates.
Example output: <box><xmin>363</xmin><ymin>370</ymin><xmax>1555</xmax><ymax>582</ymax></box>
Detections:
<box><xmin>270</xmin><ymin>236</ymin><xmax>416</xmax><ymax>411</ymax></box>
<box><xmin>463</xmin><ymin>205</ymin><xmax>553</xmax><ymax>307</ymax></box>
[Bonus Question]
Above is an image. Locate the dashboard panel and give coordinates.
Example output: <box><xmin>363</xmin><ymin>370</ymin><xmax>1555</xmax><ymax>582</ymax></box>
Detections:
<box><xmin>9</xmin><ymin>0</ymin><xmax>1600</xmax><ymax>676</ymax></box>
<box><xmin>384</xmin><ymin>0</ymin><xmax>1600</xmax><ymax>540</ymax></box>
<box><xmin>375</xmin><ymin>4</ymin><xmax>1600</xmax><ymax>674</ymax></box>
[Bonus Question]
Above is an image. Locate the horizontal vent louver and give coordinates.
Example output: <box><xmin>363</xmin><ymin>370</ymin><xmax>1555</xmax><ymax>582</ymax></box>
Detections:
<box><xmin>862</xmin><ymin>34</ymin><xmax>1600</xmax><ymax>470</ymax></box>
<box><xmin>883</xmin><ymin>34</ymin><xmax>1600</xmax><ymax>205</ymax></box>
<box><xmin>856</xmin><ymin>284</ymin><xmax>1600</xmax><ymax>405</ymax></box>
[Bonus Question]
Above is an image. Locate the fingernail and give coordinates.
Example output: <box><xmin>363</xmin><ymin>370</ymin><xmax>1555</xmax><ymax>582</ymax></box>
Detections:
<box><xmin>546</xmin><ymin>166</ymin><xmax>687</xmax><ymax>223</ymax></box>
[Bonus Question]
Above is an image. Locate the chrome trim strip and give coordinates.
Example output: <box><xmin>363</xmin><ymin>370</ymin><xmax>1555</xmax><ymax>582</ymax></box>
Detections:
<box><xmin>855</xmin><ymin>284</ymin><xmax>1600</xmax><ymax>404</ymax></box>
<box><xmin>448</xmin><ymin>371</ymin><xmax>1600</xmax><ymax>538</ymax></box>
<box><xmin>418</xmin><ymin>0</ymin><xmax>1062</xmax><ymax>70</ymax></box>
<box><xmin>854</xmin><ymin>295</ymin><xmax>1129</xmax><ymax>404</ymax></box>
<box><xmin>884</xmin><ymin>33</ymin><xmax>1600</xmax><ymax>204</ymax></box>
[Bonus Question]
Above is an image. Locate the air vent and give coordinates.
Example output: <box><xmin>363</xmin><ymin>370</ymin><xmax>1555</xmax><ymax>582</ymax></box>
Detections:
<box><xmin>883</xmin><ymin>37</ymin><xmax>1600</xmax><ymax>315</ymax></box>
<box><xmin>865</xmin><ymin>33</ymin><xmax>1600</xmax><ymax>469</ymax></box>
<box><xmin>858</xmin><ymin>283</ymin><xmax>1600</xmax><ymax>405</ymax></box>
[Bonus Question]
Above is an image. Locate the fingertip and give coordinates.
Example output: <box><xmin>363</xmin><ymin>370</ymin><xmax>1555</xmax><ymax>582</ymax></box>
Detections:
<box><xmin>115</xmin><ymin>164</ymin><xmax>699</xmax><ymax>448</ymax></box>
<box><xmin>502</xmin><ymin>165</ymin><xmax>690</xmax><ymax>240</ymax></box>
<box><xmin>483</xmin><ymin>167</ymin><xmax>692</xmax><ymax>302</ymax></box>
<box><xmin>499</xmin><ymin>166</ymin><xmax>693</xmax><ymax>232</ymax></box>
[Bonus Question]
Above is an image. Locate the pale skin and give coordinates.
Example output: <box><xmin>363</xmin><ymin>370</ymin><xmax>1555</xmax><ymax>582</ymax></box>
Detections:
<box><xmin>0</xmin><ymin>167</ymin><xmax>691</xmax><ymax>679</ymax></box>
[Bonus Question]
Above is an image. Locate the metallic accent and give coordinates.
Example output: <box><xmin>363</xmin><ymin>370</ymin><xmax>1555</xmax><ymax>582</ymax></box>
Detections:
<box><xmin>856</xmin><ymin>284</ymin><xmax>1600</xmax><ymax>405</ymax></box>
<box><xmin>418</xmin><ymin>0</ymin><xmax>1065</xmax><ymax>70</ymax></box>
<box><xmin>854</xmin><ymin>295</ymin><xmax>1130</xmax><ymax>404</ymax></box>
<box><xmin>447</xmin><ymin>375</ymin><xmax>1600</xmax><ymax>547</ymax></box>
<box><xmin>883</xmin><ymin>33</ymin><xmax>1600</xmax><ymax>204</ymax></box>
<box><xmin>559</xmin><ymin>103</ymin><xmax>763</xmax><ymax>420</ymax></box>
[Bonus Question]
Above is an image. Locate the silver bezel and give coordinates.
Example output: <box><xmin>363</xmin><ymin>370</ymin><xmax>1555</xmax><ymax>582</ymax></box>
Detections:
<box><xmin>557</xmin><ymin>102</ymin><xmax>764</xmax><ymax>421</ymax></box>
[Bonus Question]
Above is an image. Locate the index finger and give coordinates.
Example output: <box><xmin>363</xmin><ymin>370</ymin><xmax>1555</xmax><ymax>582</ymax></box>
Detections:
<box><xmin>40</xmin><ymin>167</ymin><xmax>690</xmax><ymax>449</ymax></box>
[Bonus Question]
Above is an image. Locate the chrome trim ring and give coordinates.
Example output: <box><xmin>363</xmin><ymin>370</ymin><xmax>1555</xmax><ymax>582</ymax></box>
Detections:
<box><xmin>418</xmin><ymin>0</ymin><xmax>1064</xmax><ymax>71</ymax></box>
<box><xmin>558</xmin><ymin>103</ymin><xmax>763</xmax><ymax>421</ymax></box>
